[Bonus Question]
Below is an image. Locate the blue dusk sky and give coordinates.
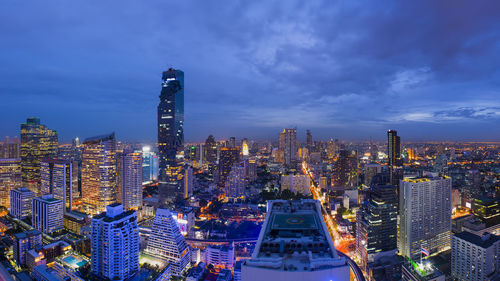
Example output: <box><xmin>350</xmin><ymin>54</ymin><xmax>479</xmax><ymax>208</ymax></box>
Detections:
<box><xmin>1</xmin><ymin>1</ymin><xmax>499</xmax><ymax>142</ymax></box>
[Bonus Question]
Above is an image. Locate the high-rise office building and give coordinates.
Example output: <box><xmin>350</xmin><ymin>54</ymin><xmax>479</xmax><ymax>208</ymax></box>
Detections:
<box><xmin>204</xmin><ymin>135</ymin><xmax>217</xmax><ymax>163</ymax></box>
<box><xmin>145</xmin><ymin>208</ymin><xmax>190</xmax><ymax>276</ymax></box>
<box><xmin>10</xmin><ymin>187</ymin><xmax>35</xmax><ymax>219</ymax></box>
<box><xmin>40</xmin><ymin>159</ymin><xmax>78</xmax><ymax>213</ymax></box>
<box><xmin>451</xmin><ymin>231</ymin><xmax>500</xmax><ymax>281</ymax></box>
<box><xmin>241</xmin><ymin>138</ymin><xmax>249</xmax><ymax>157</ymax></box>
<box><xmin>332</xmin><ymin>150</ymin><xmax>358</xmax><ymax>187</ymax></box>
<box><xmin>327</xmin><ymin>139</ymin><xmax>336</xmax><ymax>160</ymax></box>
<box><xmin>119</xmin><ymin>151</ymin><xmax>142</xmax><ymax>211</ymax></box>
<box><xmin>242</xmin><ymin>200</ymin><xmax>350</xmax><ymax>280</ymax></box>
<box><xmin>158</xmin><ymin>68</ymin><xmax>185</xmax><ymax>206</ymax></box>
<box><xmin>278</xmin><ymin>128</ymin><xmax>297</xmax><ymax>167</ymax></box>
<box><xmin>398</xmin><ymin>176</ymin><xmax>452</xmax><ymax>260</ymax></box>
<box><xmin>81</xmin><ymin>133</ymin><xmax>117</xmax><ymax>216</ymax></box>
<box><xmin>356</xmin><ymin>183</ymin><xmax>398</xmax><ymax>272</ymax></box>
<box><xmin>0</xmin><ymin>136</ymin><xmax>20</xmax><ymax>158</ymax></box>
<box><xmin>184</xmin><ymin>166</ymin><xmax>193</xmax><ymax>199</ymax></box>
<box><xmin>364</xmin><ymin>163</ymin><xmax>382</xmax><ymax>186</ymax></box>
<box><xmin>32</xmin><ymin>194</ymin><xmax>63</xmax><ymax>234</ymax></box>
<box><xmin>225</xmin><ymin>163</ymin><xmax>246</xmax><ymax>200</ymax></box>
<box><xmin>141</xmin><ymin>146</ymin><xmax>158</xmax><ymax>184</ymax></box>
<box><xmin>20</xmin><ymin>118</ymin><xmax>58</xmax><ymax>195</ymax></box>
<box><xmin>217</xmin><ymin>147</ymin><xmax>239</xmax><ymax>188</ymax></box>
<box><xmin>306</xmin><ymin>130</ymin><xmax>312</xmax><ymax>151</ymax></box>
<box><xmin>0</xmin><ymin>158</ymin><xmax>21</xmax><ymax>209</ymax></box>
<box><xmin>387</xmin><ymin>130</ymin><xmax>402</xmax><ymax>185</ymax></box>
<box><xmin>245</xmin><ymin>158</ymin><xmax>257</xmax><ymax>182</ymax></box>
<box><xmin>228</xmin><ymin>137</ymin><xmax>236</xmax><ymax>148</ymax></box>
<box><xmin>91</xmin><ymin>204</ymin><xmax>139</xmax><ymax>281</ymax></box>
<box><xmin>387</xmin><ymin>130</ymin><xmax>401</xmax><ymax>168</ymax></box>
<box><xmin>13</xmin><ymin>230</ymin><xmax>42</xmax><ymax>267</ymax></box>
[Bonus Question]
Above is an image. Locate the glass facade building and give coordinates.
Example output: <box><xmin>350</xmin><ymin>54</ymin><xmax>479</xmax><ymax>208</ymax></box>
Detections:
<box><xmin>40</xmin><ymin>159</ymin><xmax>78</xmax><ymax>213</ymax></box>
<box><xmin>157</xmin><ymin>68</ymin><xmax>184</xmax><ymax>206</ymax></box>
<box><xmin>20</xmin><ymin>118</ymin><xmax>58</xmax><ymax>195</ymax></box>
<box><xmin>81</xmin><ymin>133</ymin><xmax>117</xmax><ymax>216</ymax></box>
<box><xmin>356</xmin><ymin>183</ymin><xmax>398</xmax><ymax>271</ymax></box>
<box><xmin>0</xmin><ymin>158</ymin><xmax>21</xmax><ymax>209</ymax></box>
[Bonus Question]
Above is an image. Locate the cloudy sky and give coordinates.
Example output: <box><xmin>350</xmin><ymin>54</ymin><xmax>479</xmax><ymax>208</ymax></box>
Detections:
<box><xmin>1</xmin><ymin>1</ymin><xmax>499</xmax><ymax>142</ymax></box>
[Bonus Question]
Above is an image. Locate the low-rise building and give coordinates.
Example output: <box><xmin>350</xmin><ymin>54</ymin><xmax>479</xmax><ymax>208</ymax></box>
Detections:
<box><xmin>54</xmin><ymin>251</ymin><xmax>90</xmax><ymax>281</ymax></box>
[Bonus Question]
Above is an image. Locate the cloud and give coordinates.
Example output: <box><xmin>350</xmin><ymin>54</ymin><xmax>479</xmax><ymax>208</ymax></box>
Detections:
<box><xmin>0</xmin><ymin>0</ymin><xmax>499</xmax><ymax>141</ymax></box>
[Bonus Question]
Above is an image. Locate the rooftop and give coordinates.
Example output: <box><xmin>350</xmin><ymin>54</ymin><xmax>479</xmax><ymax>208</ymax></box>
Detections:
<box><xmin>14</xmin><ymin>230</ymin><xmax>41</xmax><ymax>240</ymax></box>
<box><xmin>403</xmin><ymin>175</ymin><xmax>450</xmax><ymax>183</ymax></box>
<box><xmin>245</xmin><ymin>199</ymin><xmax>346</xmax><ymax>272</ymax></box>
<box><xmin>454</xmin><ymin>231</ymin><xmax>499</xmax><ymax>248</ymax></box>
<box><xmin>83</xmin><ymin>132</ymin><xmax>115</xmax><ymax>144</ymax></box>
<box><xmin>56</xmin><ymin>252</ymin><xmax>89</xmax><ymax>270</ymax></box>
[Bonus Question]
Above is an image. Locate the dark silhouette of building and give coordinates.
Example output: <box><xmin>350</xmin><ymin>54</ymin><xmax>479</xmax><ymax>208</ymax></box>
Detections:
<box><xmin>332</xmin><ymin>150</ymin><xmax>358</xmax><ymax>187</ymax></box>
<box><xmin>204</xmin><ymin>135</ymin><xmax>217</xmax><ymax>164</ymax></box>
<box><xmin>217</xmin><ymin>147</ymin><xmax>239</xmax><ymax>188</ymax></box>
<box><xmin>158</xmin><ymin>68</ymin><xmax>184</xmax><ymax>206</ymax></box>
<box><xmin>356</xmin><ymin>178</ymin><xmax>398</xmax><ymax>274</ymax></box>
<box><xmin>387</xmin><ymin>130</ymin><xmax>402</xmax><ymax>186</ymax></box>
<box><xmin>306</xmin><ymin>130</ymin><xmax>312</xmax><ymax>151</ymax></box>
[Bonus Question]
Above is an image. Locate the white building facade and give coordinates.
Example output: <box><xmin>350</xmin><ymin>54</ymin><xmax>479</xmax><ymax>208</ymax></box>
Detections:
<box><xmin>120</xmin><ymin>152</ymin><xmax>142</xmax><ymax>210</ymax></box>
<box><xmin>32</xmin><ymin>194</ymin><xmax>63</xmax><ymax>234</ymax></box>
<box><xmin>145</xmin><ymin>208</ymin><xmax>190</xmax><ymax>276</ymax></box>
<box><xmin>10</xmin><ymin>187</ymin><xmax>34</xmax><ymax>219</ymax></box>
<box><xmin>280</xmin><ymin>174</ymin><xmax>311</xmax><ymax>195</ymax></box>
<box><xmin>91</xmin><ymin>204</ymin><xmax>139</xmax><ymax>281</ymax></box>
<box><xmin>398</xmin><ymin>176</ymin><xmax>452</xmax><ymax>260</ymax></box>
<box><xmin>451</xmin><ymin>231</ymin><xmax>500</xmax><ymax>281</ymax></box>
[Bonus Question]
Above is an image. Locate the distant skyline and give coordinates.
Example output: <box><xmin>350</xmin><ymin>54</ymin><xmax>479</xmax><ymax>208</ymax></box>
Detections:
<box><xmin>1</xmin><ymin>1</ymin><xmax>500</xmax><ymax>142</ymax></box>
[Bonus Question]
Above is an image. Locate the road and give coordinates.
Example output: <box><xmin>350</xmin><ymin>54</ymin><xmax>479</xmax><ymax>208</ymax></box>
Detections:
<box><xmin>302</xmin><ymin>162</ymin><xmax>365</xmax><ymax>281</ymax></box>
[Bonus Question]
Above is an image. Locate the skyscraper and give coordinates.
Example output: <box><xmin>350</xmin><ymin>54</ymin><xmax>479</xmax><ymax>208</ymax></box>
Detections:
<box><xmin>387</xmin><ymin>130</ymin><xmax>401</xmax><ymax>168</ymax></box>
<box><xmin>145</xmin><ymin>208</ymin><xmax>190</xmax><ymax>276</ymax></box>
<box><xmin>204</xmin><ymin>135</ymin><xmax>217</xmax><ymax>163</ymax></box>
<box><xmin>158</xmin><ymin>68</ymin><xmax>185</xmax><ymax>206</ymax></box>
<box><xmin>0</xmin><ymin>158</ymin><xmax>21</xmax><ymax>209</ymax></box>
<box><xmin>332</xmin><ymin>150</ymin><xmax>358</xmax><ymax>187</ymax></box>
<box><xmin>217</xmin><ymin>147</ymin><xmax>239</xmax><ymax>188</ymax></box>
<box><xmin>225</xmin><ymin>163</ymin><xmax>246</xmax><ymax>201</ymax></box>
<box><xmin>184</xmin><ymin>166</ymin><xmax>193</xmax><ymax>199</ymax></box>
<box><xmin>40</xmin><ymin>159</ymin><xmax>78</xmax><ymax>213</ymax></box>
<box><xmin>81</xmin><ymin>133</ymin><xmax>117</xmax><ymax>216</ymax></box>
<box><xmin>32</xmin><ymin>194</ymin><xmax>63</xmax><ymax>234</ymax></box>
<box><xmin>141</xmin><ymin>146</ymin><xmax>158</xmax><ymax>184</ymax></box>
<box><xmin>356</xmin><ymin>183</ymin><xmax>398</xmax><ymax>272</ymax></box>
<box><xmin>327</xmin><ymin>139</ymin><xmax>336</xmax><ymax>160</ymax></box>
<box><xmin>387</xmin><ymin>130</ymin><xmax>402</xmax><ymax>185</ymax></box>
<box><xmin>10</xmin><ymin>187</ymin><xmax>35</xmax><ymax>219</ymax></box>
<box><xmin>91</xmin><ymin>204</ymin><xmax>139</xmax><ymax>281</ymax></box>
<box><xmin>364</xmin><ymin>163</ymin><xmax>382</xmax><ymax>186</ymax></box>
<box><xmin>398</xmin><ymin>176</ymin><xmax>452</xmax><ymax>260</ymax></box>
<box><xmin>0</xmin><ymin>136</ymin><xmax>20</xmax><ymax>158</ymax></box>
<box><xmin>306</xmin><ymin>130</ymin><xmax>312</xmax><ymax>151</ymax></box>
<box><xmin>228</xmin><ymin>137</ymin><xmax>236</xmax><ymax>148</ymax></box>
<box><xmin>20</xmin><ymin>118</ymin><xmax>58</xmax><ymax>195</ymax></box>
<box><xmin>278</xmin><ymin>128</ymin><xmax>297</xmax><ymax>167</ymax></box>
<box><xmin>241</xmin><ymin>138</ymin><xmax>249</xmax><ymax>157</ymax></box>
<box><xmin>119</xmin><ymin>151</ymin><xmax>142</xmax><ymax>211</ymax></box>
